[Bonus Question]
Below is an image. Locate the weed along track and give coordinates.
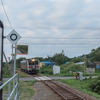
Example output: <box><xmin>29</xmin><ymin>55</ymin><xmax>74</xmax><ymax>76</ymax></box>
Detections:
<box><xmin>33</xmin><ymin>75</ymin><xmax>86</xmax><ymax>100</ymax></box>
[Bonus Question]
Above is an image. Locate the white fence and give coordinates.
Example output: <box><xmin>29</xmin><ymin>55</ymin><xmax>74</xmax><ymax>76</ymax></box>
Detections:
<box><xmin>0</xmin><ymin>73</ymin><xmax>20</xmax><ymax>100</ymax></box>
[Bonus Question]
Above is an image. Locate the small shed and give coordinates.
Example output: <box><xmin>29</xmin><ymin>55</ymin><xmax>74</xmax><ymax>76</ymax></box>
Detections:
<box><xmin>75</xmin><ymin>62</ymin><xmax>85</xmax><ymax>65</ymax></box>
<box><xmin>40</xmin><ymin>61</ymin><xmax>55</xmax><ymax>67</ymax></box>
<box><xmin>95</xmin><ymin>62</ymin><xmax>100</xmax><ymax>69</ymax></box>
<box><xmin>53</xmin><ymin>65</ymin><xmax>60</xmax><ymax>74</ymax></box>
<box><xmin>64</xmin><ymin>62</ymin><xmax>70</xmax><ymax>65</ymax></box>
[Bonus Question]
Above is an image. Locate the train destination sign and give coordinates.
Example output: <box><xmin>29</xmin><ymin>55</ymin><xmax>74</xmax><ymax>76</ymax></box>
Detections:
<box><xmin>6</xmin><ymin>29</ymin><xmax>21</xmax><ymax>45</ymax></box>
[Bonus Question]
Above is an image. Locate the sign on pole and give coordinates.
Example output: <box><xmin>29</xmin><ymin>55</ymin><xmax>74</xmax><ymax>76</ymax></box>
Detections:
<box><xmin>16</xmin><ymin>45</ymin><xmax>28</xmax><ymax>55</ymax></box>
<box><xmin>6</xmin><ymin>29</ymin><xmax>21</xmax><ymax>45</ymax></box>
<box><xmin>0</xmin><ymin>20</ymin><xmax>4</xmax><ymax>100</ymax></box>
<box><xmin>7</xmin><ymin>30</ymin><xmax>21</xmax><ymax>76</ymax></box>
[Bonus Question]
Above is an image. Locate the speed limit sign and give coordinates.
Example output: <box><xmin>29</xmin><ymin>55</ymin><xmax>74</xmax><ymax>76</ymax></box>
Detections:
<box><xmin>6</xmin><ymin>29</ymin><xmax>21</xmax><ymax>44</ymax></box>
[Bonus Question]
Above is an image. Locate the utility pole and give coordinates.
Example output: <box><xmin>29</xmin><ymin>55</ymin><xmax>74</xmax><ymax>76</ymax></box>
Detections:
<box><xmin>85</xmin><ymin>55</ymin><xmax>88</xmax><ymax>73</ymax></box>
<box><xmin>84</xmin><ymin>56</ymin><xmax>85</xmax><ymax>77</ymax></box>
<box><xmin>0</xmin><ymin>20</ymin><xmax>4</xmax><ymax>100</ymax></box>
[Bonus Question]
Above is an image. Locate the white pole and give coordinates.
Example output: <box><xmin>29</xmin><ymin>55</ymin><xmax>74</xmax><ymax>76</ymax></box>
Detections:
<box><xmin>14</xmin><ymin>43</ymin><xmax>17</xmax><ymax>75</ymax></box>
<box><xmin>13</xmin><ymin>43</ymin><xmax>17</xmax><ymax>99</ymax></box>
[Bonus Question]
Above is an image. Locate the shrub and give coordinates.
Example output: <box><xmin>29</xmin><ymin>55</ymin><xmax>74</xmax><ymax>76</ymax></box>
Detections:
<box><xmin>89</xmin><ymin>78</ymin><xmax>100</xmax><ymax>94</ymax></box>
<box><xmin>61</xmin><ymin>63</ymin><xmax>84</xmax><ymax>74</ymax></box>
<box><xmin>39</xmin><ymin>65</ymin><xmax>53</xmax><ymax>75</ymax></box>
<box><xmin>97</xmin><ymin>76</ymin><xmax>100</xmax><ymax>80</ymax></box>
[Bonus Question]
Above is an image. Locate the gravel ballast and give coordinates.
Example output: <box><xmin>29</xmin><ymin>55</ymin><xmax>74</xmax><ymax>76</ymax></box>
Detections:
<box><xmin>32</xmin><ymin>82</ymin><xmax>62</xmax><ymax>100</ymax></box>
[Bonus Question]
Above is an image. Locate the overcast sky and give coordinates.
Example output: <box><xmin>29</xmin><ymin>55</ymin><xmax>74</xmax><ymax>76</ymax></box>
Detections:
<box><xmin>0</xmin><ymin>0</ymin><xmax>100</xmax><ymax>59</ymax></box>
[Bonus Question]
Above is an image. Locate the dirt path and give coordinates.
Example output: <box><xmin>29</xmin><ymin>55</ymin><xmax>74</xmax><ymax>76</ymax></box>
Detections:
<box><xmin>32</xmin><ymin>82</ymin><xmax>62</xmax><ymax>100</ymax></box>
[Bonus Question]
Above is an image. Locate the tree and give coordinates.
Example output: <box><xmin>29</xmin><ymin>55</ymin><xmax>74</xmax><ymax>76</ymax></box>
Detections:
<box><xmin>34</xmin><ymin>57</ymin><xmax>43</xmax><ymax>61</ymax></box>
<box><xmin>90</xmin><ymin>47</ymin><xmax>100</xmax><ymax>62</ymax></box>
<box><xmin>52</xmin><ymin>51</ymin><xmax>70</xmax><ymax>65</ymax></box>
<box><xmin>70</xmin><ymin>57</ymin><xmax>84</xmax><ymax>63</ymax></box>
<box><xmin>16</xmin><ymin>57</ymin><xmax>26</xmax><ymax>68</ymax></box>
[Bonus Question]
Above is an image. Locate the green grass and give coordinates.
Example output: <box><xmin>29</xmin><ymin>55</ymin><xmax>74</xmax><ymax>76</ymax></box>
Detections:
<box><xmin>95</xmin><ymin>69</ymin><xmax>100</xmax><ymax>76</ymax></box>
<box><xmin>3</xmin><ymin>80</ymin><xmax>36</xmax><ymax>100</ymax></box>
<box><xmin>40</xmin><ymin>70</ymin><xmax>100</xmax><ymax>77</ymax></box>
<box><xmin>58</xmin><ymin>78</ymin><xmax>100</xmax><ymax>99</ymax></box>
<box><xmin>16</xmin><ymin>69</ymin><xmax>29</xmax><ymax>77</ymax></box>
<box><xmin>3</xmin><ymin>69</ymin><xmax>29</xmax><ymax>78</ymax></box>
<box><xmin>20</xmin><ymin>81</ymin><xmax>35</xmax><ymax>100</ymax></box>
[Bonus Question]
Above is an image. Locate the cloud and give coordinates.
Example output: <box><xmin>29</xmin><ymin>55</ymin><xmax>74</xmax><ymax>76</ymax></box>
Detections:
<box><xmin>2</xmin><ymin>0</ymin><xmax>100</xmax><ymax>58</ymax></box>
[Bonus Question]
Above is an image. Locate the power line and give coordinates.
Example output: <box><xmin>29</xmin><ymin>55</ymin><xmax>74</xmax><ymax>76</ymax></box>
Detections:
<box><xmin>4</xmin><ymin>42</ymin><xmax>100</xmax><ymax>45</ymax></box>
<box><xmin>21</xmin><ymin>37</ymin><xmax>100</xmax><ymax>40</ymax></box>
<box><xmin>5</xmin><ymin>26</ymin><xmax>100</xmax><ymax>30</ymax></box>
<box><xmin>1</xmin><ymin>0</ymin><xmax>13</xmax><ymax>29</ymax></box>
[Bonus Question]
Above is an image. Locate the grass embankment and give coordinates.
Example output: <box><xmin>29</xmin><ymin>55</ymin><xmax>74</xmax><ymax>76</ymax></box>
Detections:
<box><xmin>58</xmin><ymin>78</ymin><xmax>100</xmax><ymax>99</ymax></box>
<box><xmin>3</xmin><ymin>81</ymin><xmax>36</xmax><ymax>100</ymax></box>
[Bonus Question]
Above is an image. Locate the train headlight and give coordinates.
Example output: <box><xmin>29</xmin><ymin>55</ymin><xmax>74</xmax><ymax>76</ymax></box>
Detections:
<box><xmin>32</xmin><ymin>59</ymin><xmax>35</xmax><ymax>62</ymax></box>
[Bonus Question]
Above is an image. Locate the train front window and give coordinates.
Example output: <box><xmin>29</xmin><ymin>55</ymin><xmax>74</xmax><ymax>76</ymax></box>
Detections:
<box><xmin>29</xmin><ymin>62</ymin><xmax>32</xmax><ymax>65</ymax></box>
<box><xmin>31</xmin><ymin>61</ymin><xmax>38</xmax><ymax>65</ymax></box>
<box><xmin>29</xmin><ymin>59</ymin><xmax>39</xmax><ymax>65</ymax></box>
<box><xmin>35</xmin><ymin>61</ymin><xmax>38</xmax><ymax>65</ymax></box>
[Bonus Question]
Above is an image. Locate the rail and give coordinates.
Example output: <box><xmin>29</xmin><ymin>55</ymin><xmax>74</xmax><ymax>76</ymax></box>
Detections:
<box><xmin>0</xmin><ymin>73</ymin><xmax>20</xmax><ymax>100</ymax></box>
<box><xmin>43</xmin><ymin>80</ymin><xmax>86</xmax><ymax>100</ymax></box>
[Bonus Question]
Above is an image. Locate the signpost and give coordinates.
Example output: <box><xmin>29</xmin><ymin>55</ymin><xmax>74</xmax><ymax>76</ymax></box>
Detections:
<box><xmin>17</xmin><ymin>45</ymin><xmax>28</xmax><ymax>55</ymax></box>
<box><xmin>6</xmin><ymin>30</ymin><xmax>21</xmax><ymax>45</ymax></box>
<box><xmin>7</xmin><ymin>29</ymin><xmax>21</xmax><ymax>75</ymax></box>
<box><xmin>7</xmin><ymin>29</ymin><xmax>21</xmax><ymax>99</ymax></box>
<box><xmin>0</xmin><ymin>21</ymin><xmax>4</xmax><ymax>100</ymax></box>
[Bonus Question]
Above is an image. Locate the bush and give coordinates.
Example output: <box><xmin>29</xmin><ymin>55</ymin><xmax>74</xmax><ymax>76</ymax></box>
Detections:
<box><xmin>89</xmin><ymin>78</ymin><xmax>100</xmax><ymax>94</ymax></box>
<box><xmin>97</xmin><ymin>76</ymin><xmax>100</xmax><ymax>80</ymax></box>
<box><xmin>3</xmin><ymin>63</ymin><xmax>12</xmax><ymax>78</ymax></box>
<box><xmin>39</xmin><ymin>65</ymin><xmax>53</xmax><ymax>75</ymax></box>
<box><xmin>61</xmin><ymin>63</ymin><xmax>84</xmax><ymax>74</ymax></box>
<box><xmin>40</xmin><ymin>63</ymin><xmax>84</xmax><ymax>76</ymax></box>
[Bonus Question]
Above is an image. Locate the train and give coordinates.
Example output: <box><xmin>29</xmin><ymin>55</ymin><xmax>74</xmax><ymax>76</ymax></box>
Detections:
<box><xmin>20</xmin><ymin>58</ymin><xmax>40</xmax><ymax>74</ymax></box>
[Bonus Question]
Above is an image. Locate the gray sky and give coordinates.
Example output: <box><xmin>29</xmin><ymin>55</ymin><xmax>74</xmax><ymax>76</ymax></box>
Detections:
<box><xmin>0</xmin><ymin>0</ymin><xmax>100</xmax><ymax>59</ymax></box>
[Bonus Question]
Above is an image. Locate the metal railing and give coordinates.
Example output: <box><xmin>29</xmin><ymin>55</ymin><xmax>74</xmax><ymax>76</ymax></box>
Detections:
<box><xmin>0</xmin><ymin>73</ymin><xmax>20</xmax><ymax>100</ymax></box>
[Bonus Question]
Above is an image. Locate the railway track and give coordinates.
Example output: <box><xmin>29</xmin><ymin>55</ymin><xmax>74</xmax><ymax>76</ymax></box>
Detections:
<box><xmin>33</xmin><ymin>75</ymin><xmax>86</xmax><ymax>100</ymax></box>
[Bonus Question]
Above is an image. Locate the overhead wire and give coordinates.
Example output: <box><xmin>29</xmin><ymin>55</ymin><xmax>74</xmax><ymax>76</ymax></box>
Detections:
<box><xmin>4</xmin><ymin>42</ymin><xmax>100</xmax><ymax>45</ymax></box>
<box><xmin>5</xmin><ymin>26</ymin><xmax>100</xmax><ymax>30</ymax></box>
<box><xmin>1</xmin><ymin>0</ymin><xmax>13</xmax><ymax>29</ymax></box>
<box><xmin>21</xmin><ymin>37</ymin><xmax>100</xmax><ymax>39</ymax></box>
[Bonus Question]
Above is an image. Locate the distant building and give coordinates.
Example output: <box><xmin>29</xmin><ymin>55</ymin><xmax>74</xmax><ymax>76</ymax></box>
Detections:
<box><xmin>90</xmin><ymin>62</ymin><xmax>96</xmax><ymax>68</ymax></box>
<box><xmin>64</xmin><ymin>62</ymin><xmax>70</xmax><ymax>64</ymax></box>
<box><xmin>40</xmin><ymin>61</ymin><xmax>55</xmax><ymax>67</ymax></box>
<box><xmin>95</xmin><ymin>62</ymin><xmax>100</xmax><ymax>69</ymax></box>
<box><xmin>75</xmin><ymin>62</ymin><xmax>85</xmax><ymax>65</ymax></box>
